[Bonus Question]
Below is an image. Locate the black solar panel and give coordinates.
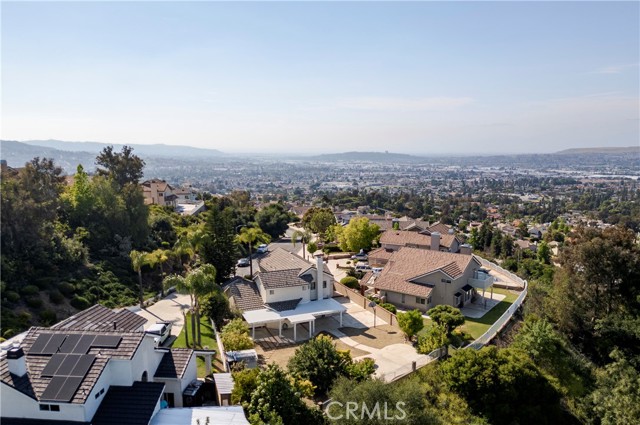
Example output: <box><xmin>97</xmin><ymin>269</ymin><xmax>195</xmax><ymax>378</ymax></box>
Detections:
<box><xmin>41</xmin><ymin>354</ymin><xmax>66</xmax><ymax>377</ymax></box>
<box><xmin>56</xmin><ymin>354</ymin><xmax>82</xmax><ymax>376</ymax></box>
<box><xmin>58</xmin><ymin>334</ymin><xmax>82</xmax><ymax>354</ymax></box>
<box><xmin>55</xmin><ymin>376</ymin><xmax>84</xmax><ymax>402</ymax></box>
<box><xmin>41</xmin><ymin>376</ymin><xmax>84</xmax><ymax>402</ymax></box>
<box><xmin>91</xmin><ymin>335</ymin><xmax>121</xmax><ymax>348</ymax></box>
<box><xmin>40</xmin><ymin>376</ymin><xmax>67</xmax><ymax>401</ymax></box>
<box><xmin>70</xmin><ymin>355</ymin><xmax>95</xmax><ymax>377</ymax></box>
<box><xmin>43</xmin><ymin>334</ymin><xmax>67</xmax><ymax>354</ymax></box>
<box><xmin>73</xmin><ymin>334</ymin><xmax>96</xmax><ymax>354</ymax></box>
<box><xmin>29</xmin><ymin>333</ymin><xmax>53</xmax><ymax>355</ymax></box>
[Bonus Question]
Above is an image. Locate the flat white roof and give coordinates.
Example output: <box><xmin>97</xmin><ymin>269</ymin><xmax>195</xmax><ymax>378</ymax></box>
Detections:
<box><xmin>243</xmin><ymin>298</ymin><xmax>347</xmax><ymax>326</ymax></box>
<box><xmin>151</xmin><ymin>406</ymin><xmax>249</xmax><ymax>425</ymax></box>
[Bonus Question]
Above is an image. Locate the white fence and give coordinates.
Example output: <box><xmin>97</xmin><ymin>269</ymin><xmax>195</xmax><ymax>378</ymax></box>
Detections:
<box><xmin>212</xmin><ymin>319</ymin><xmax>229</xmax><ymax>372</ymax></box>
<box><xmin>466</xmin><ymin>258</ymin><xmax>528</xmax><ymax>350</ymax></box>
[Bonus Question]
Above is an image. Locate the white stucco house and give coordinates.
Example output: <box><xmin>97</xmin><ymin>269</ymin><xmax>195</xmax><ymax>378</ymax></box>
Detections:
<box><xmin>224</xmin><ymin>247</ymin><xmax>347</xmax><ymax>341</ymax></box>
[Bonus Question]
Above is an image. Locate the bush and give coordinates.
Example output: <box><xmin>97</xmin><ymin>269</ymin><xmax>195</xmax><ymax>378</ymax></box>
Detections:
<box><xmin>48</xmin><ymin>290</ymin><xmax>65</xmax><ymax>305</ymax></box>
<box><xmin>58</xmin><ymin>282</ymin><xmax>75</xmax><ymax>297</ymax></box>
<box><xmin>70</xmin><ymin>296</ymin><xmax>90</xmax><ymax>310</ymax></box>
<box><xmin>221</xmin><ymin>318</ymin><xmax>254</xmax><ymax>351</ymax></box>
<box><xmin>39</xmin><ymin>309</ymin><xmax>57</xmax><ymax>326</ymax></box>
<box><xmin>417</xmin><ymin>323</ymin><xmax>449</xmax><ymax>354</ymax></box>
<box><xmin>26</xmin><ymin>296</ymin><xmax>43</xmax><ymax>309</ymax></box>
<box><xmin>4</xmin><ymin>291</ymin><xmax>20</xmax><ymax>303</ymax></box>
<box><xmin>379</xmin><ymin>303</ymin><xmax>397</xmax><ymax>314</ymax></box>
<box><xmin>340</xmin><ymin>276</ymin><xmax>360</xmax><ymax>290</ymax></box>
<box><xmin>21</xmin><ymin>285</ymin><xmax>40</xmax><ymax>296</ymax></box>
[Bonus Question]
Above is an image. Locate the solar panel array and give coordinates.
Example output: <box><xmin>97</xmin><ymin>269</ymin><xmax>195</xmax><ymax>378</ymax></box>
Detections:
<box><xmin>28</xmin><ymin>332</ymin><xmax>122</xmax><ymax>402</ymax></box>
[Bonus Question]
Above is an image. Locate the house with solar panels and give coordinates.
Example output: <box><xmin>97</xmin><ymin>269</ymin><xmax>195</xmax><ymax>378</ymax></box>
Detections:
<box><xmin>0</xmin><ymin>304</ymin><xmax>203</xmax><ymax>425</ymax></box>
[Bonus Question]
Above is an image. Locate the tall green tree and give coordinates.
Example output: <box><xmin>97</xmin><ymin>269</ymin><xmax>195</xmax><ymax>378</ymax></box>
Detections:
<box><xmin>130</xmin><ymin>250</ymin><xmax>152</xmax><ymax>308</ymax></box>
<box><xmin>291</xmin><ymin>228</ymin><xmax>313</xmax><ymax>260</ymax></box>
<box><xmin>334</xmin><ymin>217</ymin><xmax>380</xmax><ymax>252</ymax></box>
<box><xmin>255</xmin><ymin>203</ymin><xmax>292</xmax><ymax>240</ymax></box>
<box><xmin>95</xmin><ymin>145</ymin><xmax>145</xmax><ymax>187</ymax></box>
<box><xmin>397</xmin><ymin>310</ymin><xmax>424</xmax><ymax>341</ymax></box>
<box><xmin>427</xmin><ymin>305</ymin><xmax>465</xmax><ymax>337</ymax></box>
<box><xmin>202</xmin><ymin>206</ymin><xmax>237</xmax><ymax>283</ymax></box>
<box><xmin>591</xmin><ymin>349</ymin><xmax>640</xmax><ymax>425</ymax></box>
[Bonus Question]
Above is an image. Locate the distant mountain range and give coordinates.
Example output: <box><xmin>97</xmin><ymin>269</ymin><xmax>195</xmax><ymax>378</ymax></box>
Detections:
<box><xmin>17</xmin><ymin>139</ymin><xmax>226</xmax><ymax>158</ymax></box>
<box><xmin>555</xmin><ymin>146</ymin><xmax>639</xmax><ymax>155</ymax></box>
<box><xmin>304</xmin><ymin>151</ymin><xmax>426</xmax><ymax>162</ymax></box>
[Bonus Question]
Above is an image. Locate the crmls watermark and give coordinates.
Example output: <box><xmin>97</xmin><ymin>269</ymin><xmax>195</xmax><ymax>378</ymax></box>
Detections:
<box><xmin>325</xmin><ymin>401</ymin><xmax>407</xmax><ymax>420</ymax></box>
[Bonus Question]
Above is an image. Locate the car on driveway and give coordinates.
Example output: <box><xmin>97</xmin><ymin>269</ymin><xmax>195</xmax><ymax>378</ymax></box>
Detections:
<box><xmin>256</xmin><ymin>244</ymin><xmax>268</xmax><ymax>254</ymax></box>
<box><xmin>351</xmin><ymin>250</ymin><xmax>368</xmax><ymax>261</ymax></box>
<box><xmin>355</xmin><ymin>264</ymin><xmax>372</xmax><ymax>271</ymax></box>
<box><xmin>145</xmin><ymin>321</ymin><xmax>172</xmax><ymax>348</ymax></box>
<box><xmin>237</xmin><ymin>258</ymin><xmax>250</xmax><ymax>267</ymax></box>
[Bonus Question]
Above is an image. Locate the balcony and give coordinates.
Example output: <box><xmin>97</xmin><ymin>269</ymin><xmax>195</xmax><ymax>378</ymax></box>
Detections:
<box><xmin>468</xmin><ymin>270</ymin><xmax>494</xmax><ymax>291</ymax></box>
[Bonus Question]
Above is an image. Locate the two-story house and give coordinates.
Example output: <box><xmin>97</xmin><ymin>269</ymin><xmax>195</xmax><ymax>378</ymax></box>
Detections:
<box><xmin>223</xmin><ymin>248</ymin><xmax>346</xmax><ymax>342</ymax></box>
<box><xmin>368</xmin><ymin>230</ymin><xmax>468</xmax><ymax>266</ymax></box>
<box><xmin>371</xmin><ymin>247</ymin><xmax>494</xmax><ymax>313</ymax></box>
<box><xmin>0</xmin><ymin>305</ymin><xmax>201</xmax><ymax>425</ymax></box>
<box><xmin>141</xmin><ymin>179</ymin><xmax>177</xmax><ymax>207</ymax></box>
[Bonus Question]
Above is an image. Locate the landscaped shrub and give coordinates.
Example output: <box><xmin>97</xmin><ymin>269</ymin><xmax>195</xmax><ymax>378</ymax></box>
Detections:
<box><xmin>340</xmin><ymin>276</ymin><xmax>360</xmax><ymax>290</ymax></box>
<box><xmin>26</xmin><ymin>296</ymin><xmax>43</xmax><ymax>309</ymax></box>
<box><xmin>39</xmin><ymin>309</ymin><xmax>57</xmax><ymax>326</ymax></box>
<box><xmin>21</xmin><ymin>285</ymin><xmax>39</xmax><ymax>296</ymax></box>
<box><xmin>48</xmin><ymin>290</ymin><xmax>65</xmax><ymax>305</ymax></box>
<box><xmin>4</xmin><ymin>291</ymin><xmax>20</xmax><ymax>303</ymax></box>
<box><xmin>220</xmin><ymin>318</ymin><xmax>254</xmax><ymax>351</ymax></box>
<box><xmin>379</xmin><ymin>303</ymin><xmax>397</xmax><ymax>314</ymax></box>
<box><xmin>70</xmin><ymin>296</ymin><xmax>90</xmax><ymax>310</ymax></box>
<box><xmin>58</xmin><ymin>282</ymin><xmax>75</xmax><ymax>297</ymax></box>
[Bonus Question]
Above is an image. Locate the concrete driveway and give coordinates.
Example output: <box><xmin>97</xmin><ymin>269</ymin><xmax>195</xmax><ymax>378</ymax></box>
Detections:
<box><xmin>129</xmin><ymin>292</ymin><xmax>191</xmax><ymax>336</ymax></box>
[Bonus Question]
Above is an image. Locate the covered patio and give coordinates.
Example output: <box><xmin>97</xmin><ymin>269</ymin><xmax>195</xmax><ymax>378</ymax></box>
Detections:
<box><xmin>243</xmin><ymin>298</ymin><xmax>347</xmax><ymax>342</ymax></box>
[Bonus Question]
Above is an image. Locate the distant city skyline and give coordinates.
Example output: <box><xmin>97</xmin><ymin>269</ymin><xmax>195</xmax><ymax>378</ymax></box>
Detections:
<box><xmin>2</xmin><ymin>1</ymin><xmax>638</xmax><ymax>155</ymax></box>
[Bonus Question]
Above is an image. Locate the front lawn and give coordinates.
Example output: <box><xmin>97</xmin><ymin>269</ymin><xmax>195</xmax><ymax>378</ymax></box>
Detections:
<box><xmin>461</xmin><ymin>288</ymin><xmax>520</xmax><ymax>340</ymax></box>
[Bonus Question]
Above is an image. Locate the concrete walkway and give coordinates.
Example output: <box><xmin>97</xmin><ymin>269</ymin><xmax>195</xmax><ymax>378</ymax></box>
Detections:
<box><xmin>129</xmin><ymin>292</ymin><xmax>191</xmax><ymax>336</ymax></box>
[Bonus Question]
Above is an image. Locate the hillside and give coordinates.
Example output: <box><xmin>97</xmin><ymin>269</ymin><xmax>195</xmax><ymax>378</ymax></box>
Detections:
<box><xmin>18</xmin><ymin>139</ymin><xmax>226</xmax><ymax>158</ymax></box>
<box><xmin>555</xmin><ymin>146</ymin><xmax>640</xmax><ymax>155</ymax></box>
<box><xmin>0</xmin><ymin>140</ymin><xmax>96</xmax><ymax>172</ymax></box>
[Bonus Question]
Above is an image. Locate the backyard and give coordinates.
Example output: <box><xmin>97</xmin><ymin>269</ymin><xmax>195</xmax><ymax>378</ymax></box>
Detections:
<box><xmin>460</xmin><ymin>287</ymin><xmax>520</xmax><ymax>339</ymax></box>
<box><xmin>172</xmin><ymin>313</ymin><xmax>225</xmax><ymax>376</ymax></box>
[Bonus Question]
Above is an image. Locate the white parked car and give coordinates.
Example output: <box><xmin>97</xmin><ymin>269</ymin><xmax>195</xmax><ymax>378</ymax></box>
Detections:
<box><xmin>256</xmin><ymin>244</ymin><xmax>268</xmax><ymax>254</ymax></box>
<box><xmin>355</xmin><ymin>264</ymin><xmax>372</xmax><ymax>271</ymax></box>
<box><xmin>145</xmin><ymin>321</ymin><xmax>172</xmax><ymax>347</ymax></box>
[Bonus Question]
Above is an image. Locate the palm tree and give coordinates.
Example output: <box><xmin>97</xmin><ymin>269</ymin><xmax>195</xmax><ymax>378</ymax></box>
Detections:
<box><xmin>163</xmin><ymin>264</ymin><xmax>217</xmax><ymax>346</ymax></box>
<box><xmin>150</xmin><ymin>249</ymin><xmax>172</xmax><ymax>297</ymax></box>
<box><xmin>174</xmin><ymin>225</ymin><xmax>206</xmax><ymax>270</ymax></box>
<box><xmin>235</xmin><ymin>226</ymin><xmax>270</xmax><ymax>278</ymax></box>
<box><xmin>291</xmin><ymin>229</ymin><xmax>313</xmax><ymax>260</ymax></box>
<box><xmin>130</xmin><ymin>250</ymin><xmax>151</xmax><ymax>308</ymax></box>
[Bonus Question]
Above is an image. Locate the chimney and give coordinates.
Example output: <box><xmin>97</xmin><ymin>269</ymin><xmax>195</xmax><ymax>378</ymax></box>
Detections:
<box><xmin>460</xmin><ymin>244</ymin><xmax>472</xmax><ymax>255</ymax></box>
<box><xmin>430</xmin><ymin>232</ymin><xmax>441</xmax><ymax>251</ymax></box>
<box><xmin>7</xmin><ymin>346</ymin><xmax>27</xmax><ymax>377</ymax></box>
<box><xmin>315</xmin><ymin>252</ymin><xmax>325</xmax><ymax>299</ymax></box>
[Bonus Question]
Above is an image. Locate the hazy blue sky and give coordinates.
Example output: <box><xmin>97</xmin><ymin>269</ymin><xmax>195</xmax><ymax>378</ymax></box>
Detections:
<box><xmin>2</xmin><ymin>1</ymin><xmax>638</xmax><ymax>154</ymax></box>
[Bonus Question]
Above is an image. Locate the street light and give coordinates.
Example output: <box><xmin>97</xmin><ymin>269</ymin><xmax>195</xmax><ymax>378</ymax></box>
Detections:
<box><xmin>368</xmin><ymin>301</ymin><xmax>377</xmax><ymax>328</ymax></box>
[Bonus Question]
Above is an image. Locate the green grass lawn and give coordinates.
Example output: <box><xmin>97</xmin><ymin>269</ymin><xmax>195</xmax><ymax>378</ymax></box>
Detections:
<box><xmin>461</xmin><ymin>287</ymin><xmax>520</xmax><ymax>340</ymax></box>
<box><xmin>171</xmin><ymin>313</ymin><xmax>225</xmax><ymax>377</ymax></box>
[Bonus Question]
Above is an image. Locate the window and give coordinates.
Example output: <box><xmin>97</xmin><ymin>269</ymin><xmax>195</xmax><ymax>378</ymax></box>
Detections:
<box><xmin>50</xmin><ymin>405</ymin><xmax>60</xmax><ymax>412</ymax></box>
<box><xmin>323</xmin><ymin>281</ymin><xmax>327</xmax><ymax>288</ymax></box>
<box><xmin>269</xmin><ymin>290</ymin><xmax>274</xmax><ymax>295</ymax></box>
<box><xmin>40</xmin><ymin>405</ymin><xmax>50</xmax><ymax>411</ymax></box>
<box><xmin>40</xmin><ymin>404</ymin><xmax>60</xmax><ymax>412</ymax></box>
<box><xmin>415</xmin><ymin>297</ymin><xmax>426</xmax><ymax>305</ymax></box>
<box><xmin>427</xmin><ymin>296</ymin><xmax>432</xmax><ymax>305</ymax></box>
<box><xmin>311</xmin><ymin>282</ymin><xmax>316</xmax><ymax>290</ymax></box>
<box><xmin>441</xmin><ymin>278</ymin><xmax>451</xmax><ymax>284</ymax></box>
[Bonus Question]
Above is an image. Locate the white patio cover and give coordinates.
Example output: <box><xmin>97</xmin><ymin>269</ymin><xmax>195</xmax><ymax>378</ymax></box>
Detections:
<box><xmin>151</xmin><ymin>406</ymin><xmax>249</xmax><ymax>425</ymax></box>
<box><xmin>243</xmin><ymin>298</ymin><xmax>347</xmax><ymax>326</ymax></box>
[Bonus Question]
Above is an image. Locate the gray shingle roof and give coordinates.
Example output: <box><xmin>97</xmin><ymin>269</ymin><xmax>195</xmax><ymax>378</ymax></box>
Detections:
<box><xmin>51</xmin><ymin>304</ymin><xmax>146</xmax><ymax>332</ymax></box>
<box><xmin>154</xmin><ymin>348</ymin><xmax>193</xmax><ymax>379</ymax></box>
<box><xmin>0</xmin><ymin>327</ymin><xmax>144</xmax><ymax>404</ymax></box>
<box><xmin>257</xmin><ymin>269</ymin><xmax>309</xmax><ymax>289</ymax></box>
<box><xmin>224</xmin><ymin>278</ymin><xmax>264</xmax><ymax>312</ymax></box>
<box><xmin>258</xmin><ymin>247</ymin><xmax>316</xmax><ymax>274</ymax></box>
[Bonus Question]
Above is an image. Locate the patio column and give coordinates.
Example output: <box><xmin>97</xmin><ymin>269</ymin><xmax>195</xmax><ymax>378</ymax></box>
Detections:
<box><xmin>483</xmin><ymin>288</ymin><xmax>487</xmax><ymax>309</ymax></box>
<box><xmin>252</xmin><ymin>324</ymin><xmax>255</xmax><ymax>339</ymax></box>
<box><xmin>309</xmin><ymin>320</ymin><xmax>313</xmax><ymax>339</ymax></box>
<box><xmin>278</xmin><ymin>320</ymin><xmax>282</xmax><ymax>337</ymax></box>
<box><xmin>293</xmin><ymin>323</ymin><xmax>297</xmax><ymax>341</ymax></box>
<box><xmin>340</xmin><ymin>311</ymin><xmax>343</xmax><ymax>327</ymax></box>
